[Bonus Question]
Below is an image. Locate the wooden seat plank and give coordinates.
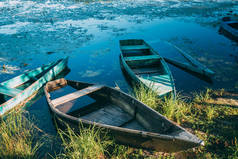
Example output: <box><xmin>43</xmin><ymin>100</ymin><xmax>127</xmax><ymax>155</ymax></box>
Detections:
<box><xmin>121</xmin><ymin>45</ymin><xmax>149</xmax><ymax>50</ymax></box>
<box><xmin>0</xmin><ymin>85</ymin><xmax>22</xmax><ymax>97</ymax></box>
<box><xmin>132</xmin><ymin>67</ymin><xmax>163</xmax><ymax>75</ymax></box>
<box><xmin>124</xmin><ymin>55</ymin><xmax>160</xmax><ymax>62</ymax></box>
<box><xmin>51</xmin><ymin>85</ymin><xmax>103</xmax><ymax>107</ymax></box>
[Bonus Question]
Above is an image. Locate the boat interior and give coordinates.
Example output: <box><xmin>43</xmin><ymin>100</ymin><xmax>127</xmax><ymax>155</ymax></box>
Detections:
<box><xmin>125</xmin><ymin>57</ymin><xmax>167</xmax><ymax>76</ymax></box>
<box><xmin>46</xmin><ymin>79</ymin><xmax>180</xmax><ymax>135</ymax></box>
<box><xmin>228</xmin><ymin>22</ymin><xmax>238</xmax><ymax>29</ymax></box>
<box><xmin>120</xmin><ymin>40</ymin><xmax>167</xmax><ymax>76</ymax></box>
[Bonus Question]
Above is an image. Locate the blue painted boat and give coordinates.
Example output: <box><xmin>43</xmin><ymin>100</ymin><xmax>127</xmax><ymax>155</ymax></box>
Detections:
<box><xmin>163</xmin><ymin>42</ymin><xmax>214</xmax><ymax>77</ymax></box>
<box><xmin>120</xmin><ymin>39</ymin><xmax>176</xmax><ymax>97</ymax></box>
<box><xmin>0</xmin><ymin>57</ymin><xmax>68</xmax><ymax>116</ymax></box>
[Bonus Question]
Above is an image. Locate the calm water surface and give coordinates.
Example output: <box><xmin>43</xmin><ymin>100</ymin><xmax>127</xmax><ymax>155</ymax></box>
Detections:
<box><xmin>1</xmin><ymin>0</ymin><xmax>238</xmax><ymax>155</ymax></box>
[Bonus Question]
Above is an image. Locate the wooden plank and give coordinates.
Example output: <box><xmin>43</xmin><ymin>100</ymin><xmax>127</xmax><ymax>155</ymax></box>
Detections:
<box><xmin>121</xmin><ymin>119</ymin><xmax>146</xmax><ymax>131</ymax></box>
<box><xmin>132</xmin><ymin>67</ymin><xmax>163</xmax><ymax>75</ymax></box>
<box><xmin>55</xmin><ymin>95</ymin><xmax>96</xmax><ymax>114</ymax></box>
<box><xmin>80</xmin><ymin>104</ymin><xmax>133</xmax><ymax>126</ymax></box>
<box><xmin>0</xmin><ymin>85</ymin><xmax>21</xmax><ymax>97</ymax></box>
<box><xmin>124</xmin><ymin>55</ymin><xmax>160</xmax><ymax>62</ymax></box>
<box><xmin>139</xmin><ymin>75</ymin><xmax>173</xmax><ymax>97</ymax></box>
<box><xmin>121</xmin><ymin>45</ymin><xmax>149</xmax><ymax>50</ymax></box>
<box><xmin>51</xmin><ymin>85</ymin><xmax>103</xmax><ymax>107</ymax></box>
<box><xmin>68</xmin><ymin>101</ymin><xmax>106</xmax><ymax>117</ymax></box>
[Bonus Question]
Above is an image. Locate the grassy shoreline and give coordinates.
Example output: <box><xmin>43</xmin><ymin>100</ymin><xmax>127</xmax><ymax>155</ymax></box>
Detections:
<box><xmin>1</xmin><ymin>86</ymin><xmax>237</xmax><ymax>158</ymax></box>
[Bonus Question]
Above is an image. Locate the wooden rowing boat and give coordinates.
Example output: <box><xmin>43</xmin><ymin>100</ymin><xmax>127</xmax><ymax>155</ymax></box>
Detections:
<box><xmin>0</xmin><ymin>58</ymin><xmax>68</xmax><ymax>116</ymax></box>
<box><xmin>163</xmin><ymin>42</ymin><xmax>214</xmax><ymax>77</ymax></box>
<box><xmin>44</xmin><ymin>78</ymin><xmax>203</xmax><ymax>152</ymax></box>
<box><xmin>220</xmin><ymin>17</ymin><xmax>238</xmax><ymax>42</ymax></box>
<box><xmin>119</xmin><ymin>39</ymin><xmax>175</xmax><ymax>97</ymax></box>
<box><xmin>164</xmin><ymin>58</ymin><xmax>214</xmax><ymax>77</ymax></box>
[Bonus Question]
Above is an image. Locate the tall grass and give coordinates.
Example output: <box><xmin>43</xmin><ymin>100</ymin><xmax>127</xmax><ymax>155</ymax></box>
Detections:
<box><xmin>228</xmin><ymin>137</ymin><xmax>238</xmax><ymax>159</ymax></box>
<box><xmin>205</xmin><ymin>106</ymin><xmax>219</xmax><ymax>120</ymax></box>
<box><xmin>194</xmin><ymin>88</ymin><xmax>212</xmax><ymax>103</ymax></box>
<box><xmin>158</xmin><ymin>95</ymin><xmax>194</xmax><ymax>124</ymax></box>
<box><xmin>0</xmin><ymin>111</ymin><xmax>42</xmax><ymax>159</ymax></box>
<box><xmin>55</xmin><ymin>124</ymin><xmax>113</xmax><ymax>159</ymax></box>
<box><xmin>133</xmin><ymin>83</ymin><xmax>193</xmax><ymax>124</ymax></box>
<box><xmin>133</xmin><ymin>83</ymin><xmax>159</xmax><ymax>110</ymax></box>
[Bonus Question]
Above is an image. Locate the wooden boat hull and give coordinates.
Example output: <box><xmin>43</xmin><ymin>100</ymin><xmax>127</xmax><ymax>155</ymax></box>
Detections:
<box><xmin>220</xmin><ymin>19</ymin><xmax>238</xmax><ymax>42</ymax></box>
<box><xmin>164</xmin><ymin>58</ymin><xmax>214</xmax><ymax>77</ymax></box>
<box><xmin>119</xmin><ymin>39</ymin><xmax>175</xmax><ymax>97</ymax></box>
<box><xmin>163</xmin><ymin>42</ymin><xmax>214</xmax><ymax>77</ymax></box>
<box><xmin>53</xmin><ymin>112</ymin><xmax>201</xmax><ymax>152</ymax></box>
<box><xmin>45</xmin><ymin>79</ymin><xmax>203</xmax><ymax>152</ymax></box>
<box><xmin>0</xmin><ymin>58</ymin><xmax>68</xmax><ymax>116</ymax></box>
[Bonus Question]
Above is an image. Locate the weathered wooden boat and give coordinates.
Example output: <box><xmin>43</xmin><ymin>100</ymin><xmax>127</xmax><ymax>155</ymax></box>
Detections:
<box><xmin>119</xmin><ymin>39</ymin><xmax>175</xmax><ymax>97</ymax></box>
<box><xmin>0</xmin><ymin>57</ymin><xmax>68</xmax><ymax>116</ymax></box>
<box><xmin>220</xmin><ymin>17</ymin><xmax>238</xmax><ymax>41</ymax></box>
<box><xmin>44</xmin><ymin>78</ymin><xmax>203</xmax><ymax>152</ymax></box>
<box><xmin>163</xmin><ymin>43</ymin><xmax>214</xmax><ymax>77</ymax></box>
<box><xmin>165</xmin><ymin>58</ymin><xmax>212</xmax><ymax>76</ymax></box>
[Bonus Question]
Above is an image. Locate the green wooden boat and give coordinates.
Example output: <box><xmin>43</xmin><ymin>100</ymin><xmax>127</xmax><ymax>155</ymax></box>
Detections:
<box><xmin>120</xmin><ymin>39</ymin><xmax>176</xmax><ymax>97</ymax></box>
<box><xmin>163</xmin><ymin>42</ymin><xmax>214</xmax><ymax>77</ymax></box>
<box><xmin>0</xmin><ymin>57</ymin><xmax>68</xmax><ymax>116</ymax></box>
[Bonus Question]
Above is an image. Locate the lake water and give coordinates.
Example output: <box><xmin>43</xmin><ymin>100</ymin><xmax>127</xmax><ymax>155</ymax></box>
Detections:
<box><xmin>1</xmin><ymin>0</ymin><xmax>238</xmax><ymax>156</ymax></box>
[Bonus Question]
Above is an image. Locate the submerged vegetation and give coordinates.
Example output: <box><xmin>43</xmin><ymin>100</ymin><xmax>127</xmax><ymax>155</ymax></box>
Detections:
<box><xmin>0</xmin><ymin>85</ymin><xmax>237</xmax><ymax>158</ymax></box>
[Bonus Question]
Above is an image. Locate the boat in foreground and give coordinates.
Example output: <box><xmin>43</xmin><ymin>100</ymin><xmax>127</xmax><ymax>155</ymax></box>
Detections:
<box><xmin>0</xmin><ymin>57</ymin><xmax>68</xmax><ymax>116</ymax></box>
<box><xmin>44</xmin><ymin>78</ymin><xmax>203</xmax><ymax>152</ymax></box>
<box><xmin>220</xmin><ymin>17</ymin><xmax>238</xmax><ymax>41</ymax></box>
<box><xmin>119</xmin><ymin>39</ymin><xmax>175</xmax><ymax>97</ymax></box>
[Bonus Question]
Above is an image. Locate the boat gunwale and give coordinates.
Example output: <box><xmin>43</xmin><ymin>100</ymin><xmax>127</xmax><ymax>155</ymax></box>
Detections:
<box><xmin>0</xmin><ymin>60</ymin><xmax>58</xmax><ymax>88</ymax></box>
